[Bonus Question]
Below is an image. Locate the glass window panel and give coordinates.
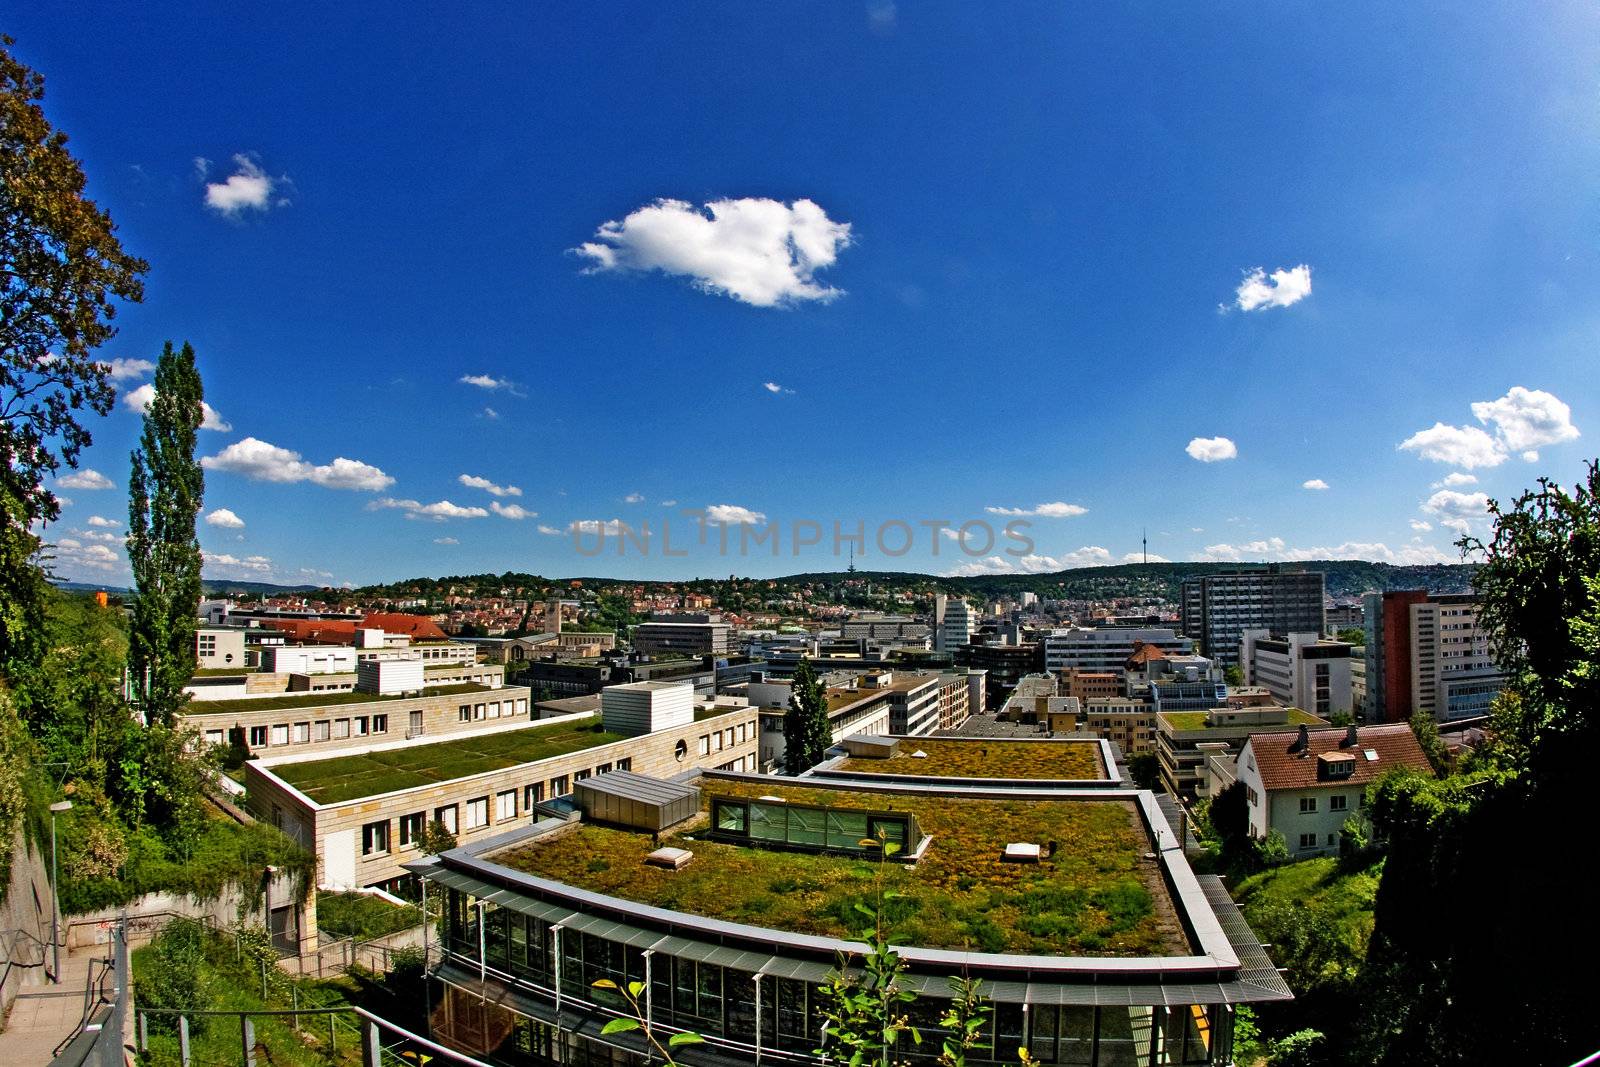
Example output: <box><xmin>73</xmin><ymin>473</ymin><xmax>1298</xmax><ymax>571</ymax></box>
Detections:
<box><xmin>1029</xmin><ymin>1003</ymin><xmax>1058</xmax><ymax>1060</ymax></box>
<box><xmin>749</xmin><ymin>803</ymin><xmax>784</xmax><ymax>842</ymax></box>
<box><xmin>827</xmin><ymin>810</ymin><xmax>868</xmax><ymax>848</ymax></box>
<box><xmin>1060</xmin><ymin>1007</ymin><xmax>1094</xmax><ymax>1066</ymax></box>
<box><xmin>715</xmin><ymin>800</ymin><xmax>748</xmax><ymax>833</ymax></box>
<box><xmin>789</xmin><ymin>806</ymin><xmax>827</xmax><ymax>847</ymax></box>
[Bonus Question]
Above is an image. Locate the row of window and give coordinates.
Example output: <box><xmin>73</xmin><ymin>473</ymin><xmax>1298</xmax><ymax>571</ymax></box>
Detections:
<box><xmin>456</xmin><ymin>697</ymin><xmax>529</xmax><ymax>722</ymax></box>
<box><xmin>240</xmin><ymin>715</ymin><xmax>389</xmax><ymax>749</ymax></box>
<box><xmin>1297</xmin><ymin>793</ymin><xmax>1358</xmax><ymax>814</ymax></box>
<box><xmin>443</xmin><ymin>890</ymin><xmax>1228</xmax><ymax>1065</ymax></box>
<box><xmin>358</xmin><ymin>758</ymin><xmax>633</xmax><ymax>857</ymax></box>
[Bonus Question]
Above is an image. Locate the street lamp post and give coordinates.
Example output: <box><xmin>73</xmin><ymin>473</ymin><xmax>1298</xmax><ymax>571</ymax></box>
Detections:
<box><xmin>49</xmin><ymin>800</ymin><xmax>73</xmax><ymax>984</ymax></box>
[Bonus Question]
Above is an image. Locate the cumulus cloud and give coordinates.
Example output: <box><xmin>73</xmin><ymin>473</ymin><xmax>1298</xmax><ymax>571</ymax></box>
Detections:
<box><xmin>536</xmin><ymin>524</ymin><xmax>563</xmax><ymax>536</ymax></box>
<box><xmin>203</xmin><ymin>154</ymin><xmax>286</xmax><ymax>217</ymax></box>
<box><xmin>1232</xmin><ymin>265</ymin><xmax>1312</xmax><ymax>311</ymax></box>
<box><xmin>203</xmin><ymin>551</ymin><xmax>274</xmax><ymax>576</ymax></box>
<box><xmin>1410</xmin><ymin>520</ymin><xmax>1433</xmax><ymax>531</ymax></box>
<box><xmin>121</xmin><ymin>383</ymin><xmax>232</xmax><ymax>431</ymax></box>
<box><xmin>1186</xmin><ymin>436</ymin><xmax>1238</xmax><ymax>463</ymax></box>
<box><xmin>1302</xmin><ymin>479</ymin><xmax>1330</xmax><ymax>491</ymax></box>
<box><xmin>762</xmin><ymin>382</ymin><xmax>794</xmax><ymax>395</ymax></box>
<box><xmin>52</xmin><ymin>537</ymin><xmax>120</xmax><ymax>572</ymax></box>
<box><xmin>58</xmin><ymin>469</ymin><xmax>113</xmax><ymax>490</ymax></box>
<box><xmin>86</xmin><ymin>515</ymin><xmax>119</xmax><ymax>528</ymax></box>
<box><xmin>490</xmin><ymin>502</ymin><xmax>534</xmax><ymax>520</ymax></box>
<box><xmin>703</xmin><ymin>504</ymin><xmax>767</xmax><ymax>525</ymax></box>
<box><xmin>568</xmin><ymin>519</ymin><xmax>629</xmax><ymax>536</ymax></box>
<box><xmin>623</xmin><ymin>492</ymin><xmax>645</xmax><ymax>504</ymax></box>
<box><xmin>458</xmin><ymin>474</ymin><xmax>521</xmax><ymax>497</ymax></box>
<box><xmin>1122</xmin><ymin>551</ymin><xmax>1171</xmax><ymax>564</ymax></box>
<box><xmin>102</xmin><ymin>358</ymin><xmax>155</xmax><ymax>381</ymax></box>
<box><xmin>202</xmin><ymin>438</ymin><xmax>394</xmax><ymax>491</ymax></box>
<box><xmin>984</xmin><ymin>502</ymin><xmax>1088</xmax><ymax>518</ymax></box>
<box><xmin>573</xmin><ymin>197</ymin><xmax>852</xmax><ymax>308</ymax></box>
<box><xmin>204</xmin><ymin>508</ymin><xmax>245</xmax><ymax>529</ymax></box>
<box><xmin>459</xmin><ymin>374</ymin><xmax>522</xmax><ymax>394</ymax></box>
<box><xmin>941</xmin><ymin>546</ymin><xmax>1129</xmax><ymax>577</ymax></box>
<box><xmin>1401</xmin><ymin>387</ymin><xmax>1579</xmax><ymax>468</ymax></box>
<box><xmin>1200</xmin><ymin>537</ymin><xmax>1456</xmax><ymax>565</ymax></box>
<box><xmin>1422</xmin><ymin>489</ymin><xmax>1491</xmax><ymax>534</ymax></box>
<box><xmin>368</xmin><ymin>498</ymin><xmax>489</xmax><ymax>522</ymax></box>
<box><xmin>1434</xmin><ymin>472</ymin><xmax>1478</xmax><ymax>488</ymax></box>
<box><xmin>1470</xmin><ymin>386</ymin><xmax>1580</xmax><ymax>458</ymax></box>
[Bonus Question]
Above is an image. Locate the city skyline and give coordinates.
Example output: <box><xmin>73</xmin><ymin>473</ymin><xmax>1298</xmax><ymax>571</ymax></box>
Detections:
<box><xmin>12</xmin><ymin>2</ymin><xmax>1596</xmax><ymax>586</ymax></box>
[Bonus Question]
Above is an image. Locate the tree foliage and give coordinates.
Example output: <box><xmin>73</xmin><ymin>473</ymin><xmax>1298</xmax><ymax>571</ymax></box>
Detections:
<box><xmin>0</xmin><ymin>36</ymin><xmax>146</xmax><ymax>670</ymax></box>
<box><xmin>783</xmin><ymin>658</ymin><xmax>831</xmax><ymax>775</ymax></box>
<box><xmin>1353</xmin><ymin>462</ymin><xmax>1600</xmax><ymax>1066</ymax></box>
<box><xmin>127</xmin><ymin>342</ymin><xmax>205</xmax><ymax>727</ymax></box>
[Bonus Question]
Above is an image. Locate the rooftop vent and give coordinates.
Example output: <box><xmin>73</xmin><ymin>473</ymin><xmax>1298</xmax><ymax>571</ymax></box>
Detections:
<box><xmin>1002</xmin><ymin>842</ymin><xmax>1042</xmax><ymax>863</ymax></box>
<box><xmin>645</xmin><ymin>847</ymin><xmax>693</xmax><ymax>870</ymax></box>
<box><xmin>910</xmin><ymin>750</ymin><xmax>928</xmax><ymax>759</ymax></box>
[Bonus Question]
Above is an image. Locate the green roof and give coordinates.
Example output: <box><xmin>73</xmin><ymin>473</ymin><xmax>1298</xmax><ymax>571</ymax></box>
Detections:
<box><xmin>837</xmin><ymin>738</ymin><xmax>1105</xmax><ymax>779</ymax></box>
<box><xmin>498</xmin><ymin>778</ymin><xmax>1185</xmax><ymax>957</ymax></box>
<box><xmin>268</xmin><ymin>715</ymin><xmax>624</xmax><ymax>804</ymax></box>
<box><xmin>1159</xmin><ymin>708</ymin><xmax>1326</xmax><ymax>732</ymax></box>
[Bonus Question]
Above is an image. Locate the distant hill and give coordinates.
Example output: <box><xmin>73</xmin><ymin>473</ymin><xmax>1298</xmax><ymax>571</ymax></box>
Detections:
<box><xmin>51</xmin><ymin>579</ymin><xmax>323</xmax><ymax>597</ymax></box>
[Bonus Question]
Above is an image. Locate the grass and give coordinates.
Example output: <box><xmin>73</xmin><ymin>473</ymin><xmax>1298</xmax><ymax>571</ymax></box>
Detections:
<box><xmin>186</xmin><ymin>683</ymin><xmax>492</xmax><ymax>716</ymax></box>
<box><xmin>1160</xmin><ymin>708</ymin><xmax>1326</xmax><ymax>731</ymax></box>
<box><xmin>499</xmin><ymin>778</ymin><xmax>1184</xmax><ymax>957</ymax></box>
<box><xmin>271</xmin><ymin>716</ymin><xmax>627</xmax><ymax>804</ymax></box>
<box><xmin>316</xmin><ymin>891</ymin><xmax>422</xmax><ymax>941</ymax></box>
<box><xmin>836</xmin><ymin>738</ymin><xmax>1105</xmax><ymax>780</ymax></box>
<box><xmin>1231</xmin><ymin>856</ymin><xmax>1383</xmax><ymax>964</ymax></box>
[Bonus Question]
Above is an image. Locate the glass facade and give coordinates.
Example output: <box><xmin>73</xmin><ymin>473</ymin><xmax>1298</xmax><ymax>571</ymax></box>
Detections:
<box><xmin>440</xmin><ymin>888</ymin><xmax>1235</xmax><ymax>1066</ymax></box>
<box><xmin>708</xmin><ymin>796</ymin><xmax>918</xmax><ymax>856</ymax></box>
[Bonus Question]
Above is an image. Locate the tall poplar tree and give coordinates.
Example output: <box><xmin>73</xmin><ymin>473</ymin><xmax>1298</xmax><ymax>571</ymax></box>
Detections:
<box><xmin>783</xmin><ymin>658</ymin><xmax>832</xmax><ymax>774</ymax></box>
<box><xmin>126</xmin><ymin>342</ymin><xmax>204</xmax><ymax>727</ymax></box>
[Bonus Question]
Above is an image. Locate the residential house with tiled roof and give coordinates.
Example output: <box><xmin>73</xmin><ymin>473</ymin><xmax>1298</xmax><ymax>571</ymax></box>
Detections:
<box><xmin>1236</xmin><ymin>722</ymin><xmax>1432</xmax><ymax>857</ymax></box>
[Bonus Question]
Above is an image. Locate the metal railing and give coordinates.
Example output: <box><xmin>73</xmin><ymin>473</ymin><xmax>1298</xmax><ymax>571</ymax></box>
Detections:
<box><xmin>134</xmin><ymin>1005</ymin><xmax>494</xmax><ymax>1067</ymax></box>
<box><xmin>46</xmin><ymin>913</ymin><xmax>127</xmax><ymax>1067</ymax></box>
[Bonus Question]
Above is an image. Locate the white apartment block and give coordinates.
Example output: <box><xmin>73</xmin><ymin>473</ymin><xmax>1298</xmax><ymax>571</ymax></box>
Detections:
<box><xmin>1043</xmin><ymin>627</ymin><xmax>1193</xmax><ymax>674</ymax></box>
<box><xmin>932</xmin><ymin>595</ymin><xmax>974</xmax><ymax>653</ymax></box>
<box><xmin>1240</xmin><ymin>630</ymin><xmax>1354</xmax><ymax>719</ymax></box>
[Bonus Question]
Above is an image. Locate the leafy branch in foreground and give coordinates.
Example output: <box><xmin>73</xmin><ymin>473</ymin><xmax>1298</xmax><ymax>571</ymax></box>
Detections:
<box><xmin>591</xmin><ymin>977</ymin><xmax>703</xmax><ymax>1066</ymax></box>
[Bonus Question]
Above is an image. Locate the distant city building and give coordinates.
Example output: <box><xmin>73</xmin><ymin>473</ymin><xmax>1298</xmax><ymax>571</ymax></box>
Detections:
<box><xmin>1156</xmin><ymin>705</ymin><xmax>1330</xmax><ymax>801</ymax></box>
<box><xmin>1362</xmin><ymin>591</ymin><xmax>1505</xmax><ymax>723</ymax></box>
<box><xmin>953</xmin><ymin>641</ymin><xmax>1044</xmax><ymax>708</ymax></box>
<box><xmin>1180</xmin><ymin>567</ymin><xmax>1326</xmax><ymax>668</ymax></box>
<box><xmin>632</xmin><ymin>615</ymin><xmax>731</xmax><ymax>657</ymax></box>
<box><xmin>1239</xmin><ymin>630</ymin><xmax>1355</xmax><ymax>719</ymax></box>
<box><xmin>932</xmin><ymin>595</ymin><xmax>974</xmax><ymax>653</ymax></box>
<box><xmin>1043</xmin><ymin>627</ymin><xmax>1192</xmax><ymax>674</ymax></box>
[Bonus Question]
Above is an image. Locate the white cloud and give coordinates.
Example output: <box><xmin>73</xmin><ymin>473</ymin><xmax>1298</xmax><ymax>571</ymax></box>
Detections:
<box><xmin>1398</xmin><ymin>422</ymin><xmax>1505</xmax><ymax>469</ymax></box>
<box><xmin>1402</xmin><ymin>387</ymin><xmax>1580</xmax><ymax>470</ymax></box>
<box><xmin>1186</xmin><ymin>436</ymin><xmax>1238</xmax><ymax>463</ymax></box>
<box><xmin>704</xmin><ymin>504</ymin><xmax>767</xmax><ymax>525</ymax></box>
<box><xmin>86</xmin><ymin>515</ymin><xmax>119</xmax><ymax>528</ymax></box>
<box><xmin>203</xmin><ymin>551</ymin><xmax>274</xmax><ymax>576</ymax></box>
<box><xmin>573</xmin><ymin>197</ymin><xmax>852</xmax><ymax>308</ymax></box>
<box><xmin>52</xmin><ymin>537</ymin><xmax>120</xmax><ymax>572</ymax></box>
<box><xmin>480</xmin><ymin>407</ymin><xmax>500</xmax><ymax>420</ymax></box>
<box><xmin>568</xmin><ymin>519</ymin><xmax>629</xmax><ymax>536</ymax></box>
<box><xmin>459</xmin><ymin>374</ymin><xmax>521</xmax><ymax>393</ymax></box>
<box><xmin>660</xmin><ymin>499</ymin><xmax>678</xmax><ymax>508</ymax></box>
<box><xmin>1302</xmin><ymin>479</ymin><xmax>1330</xmax><ymax>491</ymax></box>
<box><xmin>984</xmin><ymin>501</ymin><xmax>1088</xmax><ymax>518</ymax></box>
<box><xmin>1433</xmin><ymin>472</ymin><xmax>1478</xmax><ymax>488</ymax></box>
<box><xmin>203</xmin><ymin>154</ymin><xmax>285</xmax><ymax>217</ymax></box>
<box><xmin>204</xmin><ymin>508</ymin><xmax>245</xmax><ymax>529</ymax></box>
<box><xmin>1233</xmin><ymin>265</ymin><xmax>1312</xmax><ymax>311</ymax></box>
<box><xmin>940</xmin><ymin>546</ymin><xmax>1129</xmax><ymax>577</ymax></box>
<box><xmin>368</xmin><ymin>498</ymin><xmax>489</xmax><ymax>522</ymax></box>
<box><xmin>74</xmin><ymin>529</ymin><xmax>118</xmax><ymax>543</ymax></box>
<box><xmin>623</xmin><ymin>492</ymin><xmax>645</xmax><ymax>504</ymax></box>
<box><xmin>1422</xmin><ymin>489</ymin><xmax>1491</xmax><ymax>535</ymax></box>
<box><xmin>868</xmin><ymin>0</ymin><xmax>897</xmax><ymax>33</ymax></box>
<box><xmin>1470</xmin><ymin>386</ymin><xmax>1580</xmax><ymax>456</ymax></box>
<box><xmin>762</xmin><ymin>381</ymin><xmax>794</xmax><ymax>395</ymax></box>
<box><xmin>1122</xmin><ymin>551</ymin><xmax>1171</xmax><ymax>563</ymax></box>
<box><xmin>102</xmin><ymin>358</ymin><xmax>155</xmax><ymax>380</ymax></box>
<box><xmin>58</xmin><ymin>469</ymin><xmax>113</xmax><ymax>490</ymax></box>
<box><xmin>1410</xmin><ymin>520</ymin><xmax>1433</xmax><ymax>532</ymax></box>
<box><xmin>433</xmin><ymin>537</ymin><xmax>459</xmax><ymax>546</ymax></box>
<box><xmin>458</xmin><ymin>474</ymin><xmax>522</xmax><ymax>498</ymax></box>
<box><xmin>202</xmin><ymin>437</ymin><xmax>394</xmax><ymax>491</ymax></box>
<box><xmin>536</xmin><ymin>524</ymin><xmax>563</xmax><ymax>536</ymax></box>
<box><xmin>121</xmin><ymin>383</ymin><xmax>232</xmax><ymax>431</ymax></box>
<box><xmin>490</xmin><ymin>502</ymin><xmax>534</xmax><ymax>520</ymax></box>
<box><xmin>1200</xmin><ymin>537</ymin><xmax>1455</xmax><ymax>565</ymax></box>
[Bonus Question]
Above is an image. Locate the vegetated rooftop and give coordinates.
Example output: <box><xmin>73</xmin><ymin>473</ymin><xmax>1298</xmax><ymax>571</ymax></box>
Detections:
<box><xmin>187</xmin><ymin>683</ymin><xmax>496</xmax><ymax>716</ymax></box>
<box><xmin>836</xmin><ymin>738</ymin><xmax>1106</xmax><ymax>780</ymax></box>
<box><xmin>497</xmin><ymin>777</ymin><xmax>1185</xmax><ymax>957</ymax></box>
<box><xmin>1159</xmin><ymin>708</ymin><xmax>1326</xmax><ymax>732</ymax></box>
<box><xmin>270</xmin><ymin>716</ymin><xmax>625</xmax><ymax>804</ymax></box>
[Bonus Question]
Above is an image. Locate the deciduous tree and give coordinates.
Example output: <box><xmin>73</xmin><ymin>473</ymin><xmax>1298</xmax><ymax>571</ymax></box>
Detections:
<box><xmin>783</xmin><ymin>658</ymin><xmax>830</xmax><ymax>774</ymax></box>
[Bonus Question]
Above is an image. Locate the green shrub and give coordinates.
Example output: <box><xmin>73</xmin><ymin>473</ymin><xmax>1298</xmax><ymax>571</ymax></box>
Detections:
<box><xmin>135</xmin><ymin>918</ymin><xmax>214</xmax><ymax>1032</ymax></box>
<box><xmin>316</xmin><ymin>891</ymin><xmax>423</xmax><ymax>942</ymax></box>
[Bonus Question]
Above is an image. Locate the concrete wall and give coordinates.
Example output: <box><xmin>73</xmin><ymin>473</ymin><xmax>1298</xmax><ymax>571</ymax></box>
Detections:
<box><xmin>0</xmin><ymin>830</ymin><xmax>55</xmax><ymax>1015</ymax></box>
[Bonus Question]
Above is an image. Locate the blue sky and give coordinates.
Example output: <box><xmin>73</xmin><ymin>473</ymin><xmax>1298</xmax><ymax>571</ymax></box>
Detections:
<box><xmin>15</xmin><ymin>2</ymin><xmax>1599</xmax><ymax>585</ymax></box>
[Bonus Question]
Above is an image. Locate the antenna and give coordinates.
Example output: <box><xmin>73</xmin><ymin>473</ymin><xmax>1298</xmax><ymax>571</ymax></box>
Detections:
<box><xmin>848</xmin><ymin>543</ymin><xmax>856</xmax><ymax>574</ymax></box>
<box><xmin>1143</xmin><ymin>527</ymin><xmax>1148</xmax><ymax>565</ymax></box>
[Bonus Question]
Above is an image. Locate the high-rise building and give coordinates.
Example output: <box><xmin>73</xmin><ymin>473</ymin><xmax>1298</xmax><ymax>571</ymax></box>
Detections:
<box><xmin>1239</xmin><ymin>630</ymin><xmax>1355</xmax><ymax>719</ymax></box>
<box><xmin>1180</xmin><ymin>567</ymin><xmax>1326</xmax><ymax>668</ymax></box>
<box><xmin>1362</xmin><ymin>591</ymin><xmax>1504</xmax><ymax>723</ymax></box>
<box><xmin>932</xmin><ymin>595</ymin><xmax>974</xmax><ymax>653</ymax></box>
<box><xmin>1042</xmin><ymin>627</ymin><xmax>1192</xmax><ymax>673</ymax></box>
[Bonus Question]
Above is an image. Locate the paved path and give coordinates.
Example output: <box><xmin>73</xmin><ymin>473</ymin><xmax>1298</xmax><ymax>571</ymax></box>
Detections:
<box><xmin>0</xmin><ymin>945</ymin><xmax>114</xmax><ymax>1065</ymax></box>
